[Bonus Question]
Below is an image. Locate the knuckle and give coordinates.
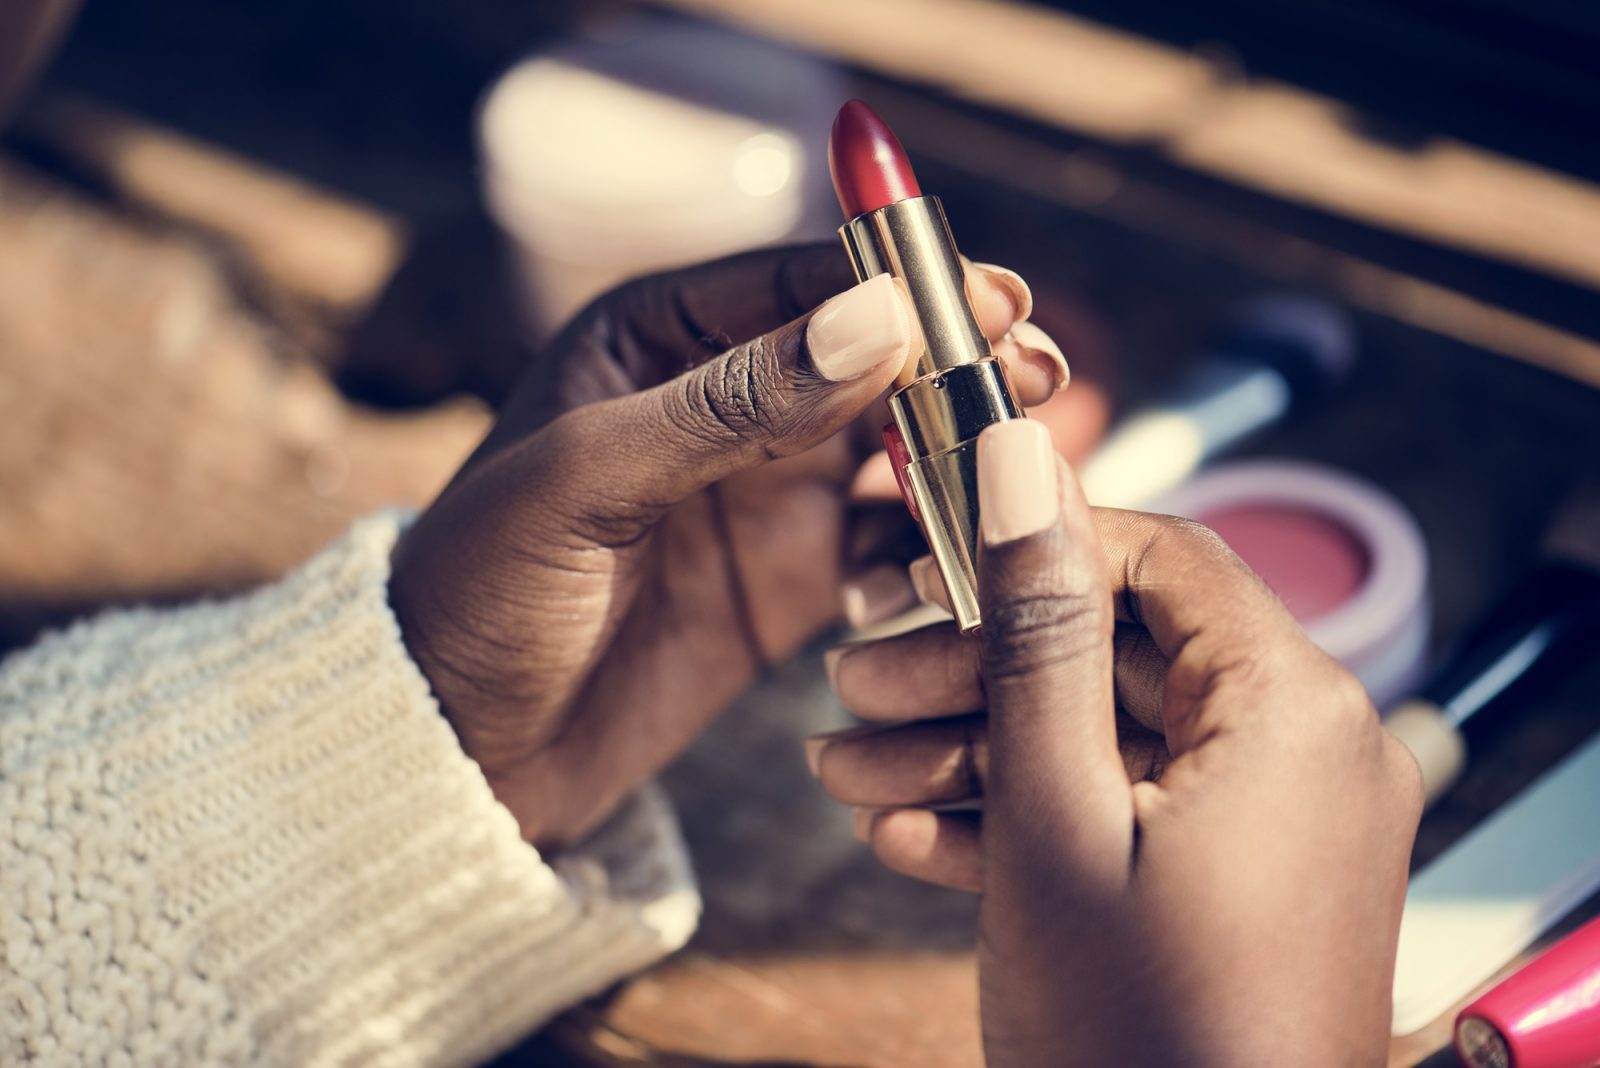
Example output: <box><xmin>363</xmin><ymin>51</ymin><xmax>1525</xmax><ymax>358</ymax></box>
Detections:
<box><xmin>683</xmin><ymin>336</ymin><xmax>790</xmax><ymax>449</ymax></box>
<box><xmin>982</xmin><ymin>589</ymin><xmax>1109</xmax><ymax>682</ymax></box>
<box><xmin>1280</xmin><ymin>661</ymin><xmax>1390</xmax><ymax>759</ymax></box>
<box><xmin>1378</xmin><ymin>730</ymin><xmax>1427</xmax><ymax>819</ymax></box>
<box><xmin>1325</xmin><ymin>667</ymin><xmax>1378</xmax><ymax>723</ymax></box>
<box><xmin>1297</xmin><ymin>659</ymin><xmax>1380</xmax><ymax>739</ymax></box>
<box><xmin>1175</xmin><ymin>516</ymin><xmax>1232</xmax><ymax>552</ymax></box>
<box><xmin>1150</xmin><ymin>515</ymin><xmax>1233</xmax><ymax>561</ymax></box>
<box><xmin>1122</xmin><ymin>516</ymin><xmax>1237</xmax><ymax>625</ymax></box>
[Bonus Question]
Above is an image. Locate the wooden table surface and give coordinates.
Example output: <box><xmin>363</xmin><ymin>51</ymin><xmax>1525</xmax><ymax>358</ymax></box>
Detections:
<box><xmin>8</xmin><ymin>4</ymin><xmax>1600</xmax><ymax>1065</ymax></box>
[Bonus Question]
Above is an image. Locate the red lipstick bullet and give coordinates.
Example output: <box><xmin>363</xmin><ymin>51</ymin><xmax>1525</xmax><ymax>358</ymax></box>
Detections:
<box><xmin>829</xmin><ymin>100</ymin><xmax>1023</xmax><ymax>632</ymax></box>
<box><xmin>828</xmin><ymin>99</ymin><xmax>922</xmax><ymax>218</ymax></box>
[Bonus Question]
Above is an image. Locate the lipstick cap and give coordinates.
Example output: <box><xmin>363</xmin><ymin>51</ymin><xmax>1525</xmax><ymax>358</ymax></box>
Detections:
<box><xmin>1455</xmin><ymin>913</ymin><xmax>1600</xmax><ymax>1068</ymax></box>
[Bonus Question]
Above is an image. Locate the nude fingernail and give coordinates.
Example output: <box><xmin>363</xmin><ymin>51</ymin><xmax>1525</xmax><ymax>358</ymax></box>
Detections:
<box><xmin>908</xmin><ymin>555</ymin><xmax>953</xmax><ymax>614</ymax></box>
<box><xmin>823</xmin><ymin>646</ymin><xmax>849</xmax><ymax>690</ymax></box>
<box><xmin>807</xmin><ymin>274</ymin><xmax>913</xmax><ymax>382</ymax></box>
<box><xmin>842</xmin><ymin>564</ymin><xmax>918</xmax><ymax>628</ymax></box>
<box><xmin>805</xmin><ymin>737</ymin><xmax>826</xmax><ymax>777</ymax></box>
<box><xmin>806</xmin><ymin>726</ymin><xmax>878</xmax><ymax>777</ymax></box>
<box><xmin>978</xmin><ymin>419</ymin><xmax>1059</xmax><ymax>546</ymax></box>
<box><xmin>1011</xmin><ymin>321</ymin><xmax>1070</xmax><ymax>393</ymax></box>
<box><xmin>973</xmin><ymin>262</ymin><xmax>1033</xmax><ymax>323</ymax></box>
<box><xmin>851</xmin><ymin>808</ymin><xmax>878</xmax><ymax>842</ymax></box>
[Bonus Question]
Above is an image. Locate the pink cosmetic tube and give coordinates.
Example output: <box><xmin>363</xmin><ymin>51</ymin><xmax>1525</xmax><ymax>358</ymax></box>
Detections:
<box><xmin>1455</xmin><ymin>913</ymin><xmax>1600</xmax><ymax>1068</ymax></box>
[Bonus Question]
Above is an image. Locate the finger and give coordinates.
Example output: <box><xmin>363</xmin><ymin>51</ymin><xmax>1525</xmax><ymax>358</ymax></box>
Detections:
<box><xmin>993</xmin><ymin>321</ymin><xmax>1070</xmax><ymax>402</ymax></box>
<box><xmin>848</xmin><ymin>449</ymin><xmax>902</xmax><ymax>503</ymax></box>
<box><xmin>965</xmin><ymin>260</ymin><xmax>1033</xmax><ymax>342</ymax></box>
<box><xmin>1112</xmin><ymin>626</ymin><xmax>1167</xmax><ymax>733</ymax></box>
<box><xmin>810</xmin><ymin>714</ymin><xmax>1171</xmax><ymax>810</ymax></box>
<box><xmin>847</xmin><ymin>319</ymin><xmax>1066</xmax><ymax>506</ymax></box>
<box><xmin>591</xmin><ymin>244</ymin><xmax>858</xmax><ymax>385</ymax></box>
<box><xmin>857</xmin><ymin>808</ymin><xmax>983</xmax><ymax>893</ymax></box>
<box><xmin>976</xmin><ymin>419</ymin><xmax>1133</xmax><ymax>887</ymax></box>
<box><xmin>560</xmin><ymin>274</ymin><xmax>915</xmax><ymax>528</ymax></box>
<box><xmin>840</xmin><ymin>562</ymin><xmax>920</xmax><ymax>629</ymax></box>
<box><xmin>595</xmin><ymin>248</ymin><xmax>1029</xmax><ymax>385</ymax></box>
<box><xmin>826</xmin><ymin>612</ymin><xmax>1167</xmax><ymax>732</ymax></box>
<box><xmin>1116</xmin><ymin>712</ymin><xmax>1173</xmax><ymax>784</ymax></box>
<box><xmin>825</xmin><ymin>622</ymin><xmax>979</xmax><ymax>721</ymax></box>
<box><xmin>843</xmin><ymin>502</ymin><xmax>922</xmax><ymax>570</ymax></box>
<box><xmin>810</xmin><ymin>716</ymin><xmax>987</xmax><ymax>807</ymax></box>
<box><xmin>908</xmin><ymin>555</ymin><xmax>954</xmax><ymax>616</ymax></box>
<box><xmin>1088</xmin><ymin>508</ymin><xmax>1332</xmax><ymax>752</ymax></box>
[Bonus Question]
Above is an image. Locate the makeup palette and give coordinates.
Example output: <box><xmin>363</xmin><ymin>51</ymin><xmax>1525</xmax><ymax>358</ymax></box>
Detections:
<box><xmin>1155</xmin><ymin>460</ymin><xmax>1430</xmax><ymax>709</ymax></box>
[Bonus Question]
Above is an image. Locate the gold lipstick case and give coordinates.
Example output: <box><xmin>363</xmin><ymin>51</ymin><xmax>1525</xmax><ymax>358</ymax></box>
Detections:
<box><xmin>840</xmin><ymin>195</ymin><xmax>1023</xmax><ymax>631</ymax></box>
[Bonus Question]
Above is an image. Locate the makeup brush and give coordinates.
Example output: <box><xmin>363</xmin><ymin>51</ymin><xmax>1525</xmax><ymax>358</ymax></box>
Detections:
<box><xmin>1386</xmin><ymin>480</ymin><xmax>1600</xmax><ymax>805</ymax></box>
<box><xmin>1080</xmin><ymin>293</ymin><xmax>1355</xmax><ymax>509</ymax></box>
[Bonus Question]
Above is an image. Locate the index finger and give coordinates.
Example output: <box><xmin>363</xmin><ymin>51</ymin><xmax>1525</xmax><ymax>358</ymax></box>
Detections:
<box><xmin>1088</xmin><ymin>508</ymin><xmax>1346</xmax><ymax>747</ymax></box>
<box><xmin>585</xmin><ymin>244</ymin><xmax>1033</xmax><ymax>388</ymax></box>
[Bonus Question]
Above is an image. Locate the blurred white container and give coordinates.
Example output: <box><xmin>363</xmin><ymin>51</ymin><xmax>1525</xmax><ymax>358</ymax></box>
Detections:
<box><xmin>478</xmin><ymin>15</ymin><xmax>845</xmax><ymax>339</ymax></box>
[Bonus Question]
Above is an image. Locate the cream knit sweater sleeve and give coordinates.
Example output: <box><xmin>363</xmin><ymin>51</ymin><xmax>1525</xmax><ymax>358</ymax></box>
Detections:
<box><xmin>0</xmin><ymin>513</ymin><xmax>700</xmax><ymax>1067</ymax></box>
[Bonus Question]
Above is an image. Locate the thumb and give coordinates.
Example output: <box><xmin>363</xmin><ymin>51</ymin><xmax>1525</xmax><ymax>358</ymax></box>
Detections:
<box><xmin>975</xmin><ymin>419</ymin><xmax>1133</xmax><ymax>892</ymax></box>
<box><xmin>569</xmin><ymin>273</ymin><xmax>913</xmax><ymax>522</ymax></box>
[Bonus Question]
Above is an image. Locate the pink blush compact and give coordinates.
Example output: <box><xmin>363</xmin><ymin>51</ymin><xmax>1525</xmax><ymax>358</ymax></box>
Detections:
<box><xmin>1155</xmin><ymin>460</ymin><xmax>1430</xmax><ymax>708</ymax></box>
<box><xmin>1198</xmin><ymin>504</ymin><xmax>1372</xmax><ymax>624</ymax></box>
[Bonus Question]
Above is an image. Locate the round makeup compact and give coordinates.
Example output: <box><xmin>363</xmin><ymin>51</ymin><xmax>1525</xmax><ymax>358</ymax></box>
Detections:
<box><xmin>1154</xmin><ymin>459</ymin><xmax>1431</xmax><ymax>709</ymax></box>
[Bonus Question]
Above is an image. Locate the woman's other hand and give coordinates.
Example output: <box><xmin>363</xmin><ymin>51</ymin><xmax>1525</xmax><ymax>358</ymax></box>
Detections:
<box><xmin>812</xmin><ymin>420</ymin><xmax>1422</xmax><ymax>1067</ymax></box>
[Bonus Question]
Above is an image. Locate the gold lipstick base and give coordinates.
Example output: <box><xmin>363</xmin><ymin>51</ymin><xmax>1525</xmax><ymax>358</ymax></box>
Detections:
<box><xmin>840</xmin><ymin>194</ymin><xmax>1024</xmax><ymax>632</ymax></box>
<box><xmin>889</xmin><ymin>358</ymin><xmax>1022</xmax><ymax>631</ymax></box>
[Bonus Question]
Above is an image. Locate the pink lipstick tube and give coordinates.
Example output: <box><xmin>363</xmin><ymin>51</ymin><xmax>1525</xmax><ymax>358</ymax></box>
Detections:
<box><xmin>1455</xmin><ymin>913</ymin><xmax>1600</xmax><ymax>1068</ymax></box>
<box><xmin>832</xmin><ymin>101</ymin><xmax>1023</xmax><ymax>631</ymax></box>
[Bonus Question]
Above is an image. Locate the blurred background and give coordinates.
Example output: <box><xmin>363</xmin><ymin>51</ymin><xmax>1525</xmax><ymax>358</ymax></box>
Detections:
<box><xmin>3</xmin><ymin>2</ymin><xmax>1599</xmax><ymax>1065</ymax></box>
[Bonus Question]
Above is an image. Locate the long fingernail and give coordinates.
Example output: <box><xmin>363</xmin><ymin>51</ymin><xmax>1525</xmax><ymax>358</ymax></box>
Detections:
<box><xmin>807</xmin><ymin>274</ymin><xmax>913</xmax><ymax>382</ymax></box>
<box><xmin>841</xmin><ymin>564</ymin><xmax>918</xmax><ymax>628</ymax></box>
<box><xmin>979</xmin><ymin>420</ymin><xmax>1059</xmax><ymax>546</ymax></box>
<box><xmin>851</xmin><ymin>808</ymin><xmax>878</xmax><ymax>842</ymax></box>
<box><xmin>805</xmin><ymin>725</ymin><xmax>879</xmax><ymax>777</ymax></box>
<box><xmin>1011</xmin><ymin>321</ymin><xmax>1070</xmax><ymax>393</ymax></box>
<box><xmin>823</xmin><ymin>646</ymin><xmax>850</xmax><ymax>690</ymax></box>
<box><xmin>973</xmin><ymin>262</ymin><xmax>1034</xmax><ymax>323</ymax></box>
<box><xmin>908</xmin><ymin>555</ymin><xmax>953</xmax><ymax>613</ymax></box>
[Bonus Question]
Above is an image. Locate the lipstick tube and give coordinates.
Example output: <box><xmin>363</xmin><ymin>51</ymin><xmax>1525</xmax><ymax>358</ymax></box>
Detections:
<box><xmin>835</xmin><ymin>152</ymin><xmax>1023</xmax><ymax>632</ymax></box>
<box><xmin>1455</xmin><ymin>914</ymin><xmax>1600</xmax><ymax>1068</ymax></box>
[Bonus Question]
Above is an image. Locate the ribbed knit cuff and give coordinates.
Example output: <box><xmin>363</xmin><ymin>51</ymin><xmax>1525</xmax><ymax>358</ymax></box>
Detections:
<box><xmin>0</xmin><ymin>512</ymin><xmax>699</xmax><ymax>1067</ymax></box>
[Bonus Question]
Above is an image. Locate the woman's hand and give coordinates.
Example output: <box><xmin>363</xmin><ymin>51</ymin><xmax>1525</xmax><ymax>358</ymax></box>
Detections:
<box><xmin>388</xmin><ymin>245</ymin><xmax>1061</xmax><ymax>849</ymax></box>
<box><xmin>810</xmin><ymin>419</ymin><xmax>1422</xmax><ymax>1067</ymax></box>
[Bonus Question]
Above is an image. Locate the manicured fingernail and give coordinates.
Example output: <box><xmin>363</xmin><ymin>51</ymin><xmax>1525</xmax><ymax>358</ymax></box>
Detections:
<box><xmin>1011</xmin><ymin>321</ymin><xmax>1069</xmax><ymax>393</ymax></box>
<box><xmin>851</xmin><ymin>808</ymin><xmax>878</xmax><ymax>842</ymax></box>
<box><xmin>805</xmin><ymin>737</ymin><xmax>826</xmax><ymax>776</ymax></box>
<box><xmin>978</xmin><ymin>419</ymin><xmax>1059</xmax><ymax>546</ymax></box>
<box><xmin>973</xmin><ymin>262</ymin><xmax>1033</xmax><ymax>323</ymax></box>
<box><xmin>805</xmin><ymin>726</ymin><xmax>877</xmax><ymax>777</ymax></box>
<box><xmin>807</xmin><ymin>274</ymin><xmax>913</xmax><ymax>382</ymax></box>
<box><xmin>908</xmin><ymin>555</ymin><xmax>952</xmax><ymax>613</ymax></box>
<box><xmin>823</xmin><ymin>646</ymin><xmax>849</xmax><ymax>690</ymax></box>
<box><xmin>841</xmin><ymin>564</ymin><xmax>918</xmax><ymax>628</ymax></box>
